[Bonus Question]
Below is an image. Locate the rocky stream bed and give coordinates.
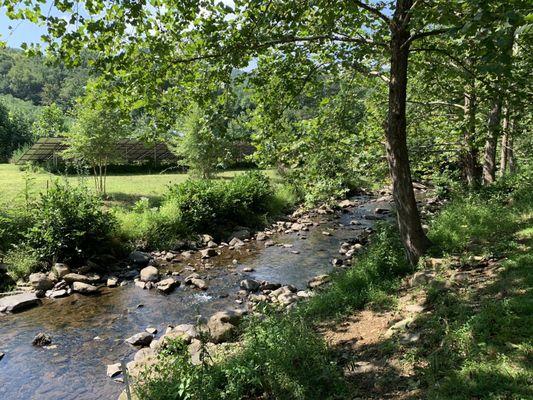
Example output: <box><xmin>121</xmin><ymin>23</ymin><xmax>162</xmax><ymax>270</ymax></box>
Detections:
<box><xmin>0</xmin><ymin>191</ymin><xmax>431</xmax><ymax>400</ymax></box>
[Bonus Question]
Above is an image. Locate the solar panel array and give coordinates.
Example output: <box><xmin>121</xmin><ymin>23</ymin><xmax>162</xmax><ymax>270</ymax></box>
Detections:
<box><xmin>16</xmin><ymin>137</ymin><xmax>178</xmax><ymax>164</ymax></box>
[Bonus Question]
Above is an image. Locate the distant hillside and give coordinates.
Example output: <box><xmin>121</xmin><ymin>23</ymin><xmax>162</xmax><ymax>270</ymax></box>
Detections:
<box><xmin>0</xmin><ymin>48</ymin><xmax>89</xmax><ymax>109</ymax></box>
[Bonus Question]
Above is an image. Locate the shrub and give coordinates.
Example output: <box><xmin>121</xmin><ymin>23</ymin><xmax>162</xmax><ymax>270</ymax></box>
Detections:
<box><xmin>115</xmin><ymin>198</ymin><xmax>186</xmax><ymax>250</ymax></box>
<box><xmin>25</xmin><ymin>181</ymin><xmax>115</xmax><ymax>264</ymax></box>
<box><xmin>3</xmin><ymin>246</ymin><xmax>41</xmax><ymax>281</ymax></box>
<box><xmin>0</xmin><ymin>206</ymin><xmax>34</xmax><ymax>255</ymax></box>
<box><xmin>166</xmin><ymin>171</ymin><xmax>274</xmax><ymax>234</ymax></box>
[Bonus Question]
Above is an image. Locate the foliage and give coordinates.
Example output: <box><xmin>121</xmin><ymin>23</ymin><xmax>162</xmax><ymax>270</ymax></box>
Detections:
<box><xmin>166</xmin><ymin>171</ymin><xmax>274</xmax><ymax>234</ymax></box>
<box><xmin>24</xmin><ymin>181</ymin><xmax>115</xmax><ymax>264</ymax></box>
<box><xmin>301</xmin><ymin>223</ymin><xmax>411</xmax><ymax>321</ymax></box>
<box><xmin>0</xmin><ymin>47</ymin><xmax>88</xmax><ymax>108</ymax></box>
<box><xmin>32</xmin><ymin>102</ymin><xmax>68</xmax><ymax>137</ymax></box>
<box><xmin>134</xmin><ymin>315</ymin><xmax>345</xmax><ymax>400</ymax></box>
<box><xmin>3</xmin><ymin>245</ymin><xmax>41</xmax><ymax>281</ymax></box>
<box><xmin>175</xmin><ymin>102</ymin><xmax>230</xmax><ymax>179</ymax></box>
<box><xmin>65</xmin><ymin>79</ymin><xmax>129</xmax><ymax>193</ymax></box>
<box><xmin>0</xmin><ymin>101</ymin><xmax>33</xmax><ymax>162</ymax></box>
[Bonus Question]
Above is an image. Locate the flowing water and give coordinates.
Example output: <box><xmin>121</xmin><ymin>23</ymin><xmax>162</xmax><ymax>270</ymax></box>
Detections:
<box><xmin>0</xmin><ymin>196</ymin><xmax>390</xmax><ymax>400</ymax></box>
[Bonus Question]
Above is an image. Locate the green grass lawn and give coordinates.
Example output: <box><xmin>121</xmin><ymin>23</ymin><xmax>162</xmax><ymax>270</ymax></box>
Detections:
<box><xmin>0</xmin><ymin>164</ymin><xmax>276</xmax><ymax>207</ymax></box>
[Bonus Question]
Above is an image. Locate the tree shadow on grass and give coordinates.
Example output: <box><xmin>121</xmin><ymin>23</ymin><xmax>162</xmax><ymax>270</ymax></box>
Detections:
<box><xmin>104</xmin><ymin>192</ymin><xmax>163</xmax><ymax>207</ymax></box>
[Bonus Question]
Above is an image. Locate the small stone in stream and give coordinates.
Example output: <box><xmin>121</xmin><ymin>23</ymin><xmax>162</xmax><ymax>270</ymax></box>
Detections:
<box><xmin>190</xmin><ymin>278</ymin><xmax>208</xmax><ymax>290</ymax></box>
<box><xmin>156</xmin><ymin>278</ymin><xmax>178</xmax><ymax>293</ymax></box>
<box><xmin>134</xmin><ymin>280</ymin><xmax>146</xmax><ymax>289</ymax></box>
<box><xmin>200</xmin><ymin>248</ymin><xmax>218</xmax><ymax>259</ymax></box>
<box><xmin>29</xmin><ymin>272</ymin><xmax>54</xmax><ymax>291</ymax></box>
<box><xmin>338</xmin><ymin>199</ymin><xmax>355</xmax><ymax>208</ymax></box>
<box><xmin>140</xmin><ymin>266</ymin><xmax>159</xmax><ymax>282</ymax></box>
<box><xmin>32</xmin><ymin>332</ymin><xmax>52</xmax><ymax>347</ymax></box>
<box><xmin>136</xmin><ymin>304</ymin><xmax>144</xmax><ymax>308</ymax></box>
<box><xmin>146</xmin><ymin>327</ymin><xmax>158</xmax><ymax>335</ymax></box>
<box><xmin>375</xmin><ymin>207</ymin><xmax>391</xmax><ymax>214</ymax></box>
<box><xmin>256</xmin><ymin>232</ymin><xmax>267</xmax><ymax>241</ymax></box>
<box><xmin>207</xmin><ymin>241</ymin><xmax>218</xmax><ymax>248</ymax></box>
<box><xmin>72</xmin><ymin>282</ymin><xmax>99</xmax><ymax>294</ymax></box>
<box><xmin>291</xmin><ymin>250</ymin><xmax>300</xmax><ymax>254</ymax></box>
<box><xmin>332</xmin><ymin>258</ymin><xmax>343</xmax><ymax>266</ymax></box>
<box><xmin>120</xmin><ymin>281</ymin><xmax>129</xmax><ymax>287</ymax></box>
<box><xmin>264</xmin><ymin>239</ymin><xmax>275</xmax><ymax>247</ymax></box>
<box><xmin>0</xmin><ymin>352</ymin><xmax>4</xmax><ymax>361</ymax></box>
<box><xmin>107</xmin><ymin>277</ymin><xmax>119</xmax><ymax>287</ymax></box>
<box><xmin>350</xmin><ymin>220</ymin><xmax>361</xmax><ymax>225</ymax></box>
<box><xmin>240</xmin><ymin>279</ymin><xmax>260</xmax><ymax>292</ymax></box>
<box><xmin>125</xmin><ymin>332</ymin><xmax>154</xmax><ymax>347</ymax></box>
<box><xmin>321</xmin><ymin>231</ymin><xmax>332</xmax><ymax>236</ymax></box>
<box><xmin>94</xmin><ymin>336</ymin><xmax>102</xmax><ymax>341</ymax></box>
<box><xmin>107</xmin><ymin>363</ymin><xmax>122</xmax><ymax>378</ymax></box>
<box><xmin>243</xmin><ymin>267</ymin><xmax>254</xmax><ymax>272</ymax></box>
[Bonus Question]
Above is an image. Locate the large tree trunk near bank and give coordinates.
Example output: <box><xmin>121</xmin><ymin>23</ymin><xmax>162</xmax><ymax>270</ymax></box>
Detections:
<box><xmin>482</xmin><ymin>101</ymin><xmax>501</xmax><ymax>185</ymax></box>
<box><xmin>461</xmin><ymin>90</ymin><xmax>479</xmax><ymax>186</ymax></box>
<box><xmin>385</xmin><ymin>0</ymin><xmax>431</xmax><ymax>265</ymax></box>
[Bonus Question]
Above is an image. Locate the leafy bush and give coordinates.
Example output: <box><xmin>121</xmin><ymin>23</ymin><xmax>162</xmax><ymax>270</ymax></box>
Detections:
<box><xmin>0</xmin><ymin>206</ymin><xmax>34</xmax><ymax>255</ymax></box>
<box><xmin>25</xmin><ymin>181</ymin><xmax>115</xmax><ymax>264</ymax></box>
<box><xmin>3</xmin><ymin>246</ymin><xmax>41</xmax><ymax>281</ymax></box>
<box><xmin>166</xmin><ymin>171</ymin><xmax>274</xmax><ymax>234</ymax></box>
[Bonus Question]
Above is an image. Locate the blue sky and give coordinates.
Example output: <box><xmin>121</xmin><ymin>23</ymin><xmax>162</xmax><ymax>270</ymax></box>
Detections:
<box><xmin>0</xmin><ymin>7</ymin><xmax>47</xmax><ymax>48</ymax></box>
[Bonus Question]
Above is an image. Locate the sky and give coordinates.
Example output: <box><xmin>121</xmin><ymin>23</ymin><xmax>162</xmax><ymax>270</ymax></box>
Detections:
<box><xmin>0</xmin><ymin>15</ymin><xmax>46</xmax><ymax>48</ymax></box>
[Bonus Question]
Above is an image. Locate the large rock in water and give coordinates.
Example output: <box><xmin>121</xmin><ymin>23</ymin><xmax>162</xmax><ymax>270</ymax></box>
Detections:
<box><xmin>140</xmin><ymin>266</ymin><xmax>159</xmax><ymax>282</ymax></box>
<box><xmin>63</xmin><ymin>273</ymin><xmax>94</xmax><ymax>284</ymax></box>
<box><xmin>29</xmin><ymin>273</ymin><xmax>54</xmax><ymax>291</ymax></box>
<box><xmin>0</xmin><ymin>292</ymin><xmax>41</xmax><ymax>313</ymax></box>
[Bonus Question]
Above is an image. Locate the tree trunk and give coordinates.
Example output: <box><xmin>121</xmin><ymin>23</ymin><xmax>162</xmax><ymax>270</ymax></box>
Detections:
<box><xmin>499</xmin><ymin>106</ymin><xmax>510</xmax><ymax>176</ymax></box>
<box><xmin>461</xmin><ymin>90</ymin><xmax>479</xmax><ymax>186</ymax></box>
<box><xmin>385</xmin><ymin>0</ymin><xmax>431</xmax><ymax>265</ymax></box>
<box><xmin>482</xmin><ymin>101</ymin><xmax>501</xmax><ymax>185</ymax></box>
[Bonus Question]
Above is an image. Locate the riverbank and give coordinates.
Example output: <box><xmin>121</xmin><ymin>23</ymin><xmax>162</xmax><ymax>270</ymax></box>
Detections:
<box><xmin>124</xmin><ymin>175</ymin><xmax>532</xmax><ymax>400</ymax></box>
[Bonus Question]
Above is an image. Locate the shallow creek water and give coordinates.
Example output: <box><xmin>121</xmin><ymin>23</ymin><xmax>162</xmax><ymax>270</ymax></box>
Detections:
<box><xmin>0</xmin><ymin>196</ymin><xmax>390</xmax><ymax>400</ymax></box>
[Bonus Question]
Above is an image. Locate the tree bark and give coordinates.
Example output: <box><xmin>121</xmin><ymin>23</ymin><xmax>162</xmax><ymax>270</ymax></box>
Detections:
<box><xmin>461</xmin><ymin>89</ymin><xmax>479</xmax><ymax>186</ymax></box>
<box><xmin>499</xmin><ymin>106</ymin><xmax>510</xmax><ymax>176</ymax></box>
<box><xmin>385</xmin><ymin>0</ymin><xmax>431</xmax><ymax>265</ymax></box>
<box><xmin>482</xmin><ymin>101</ymin><xmax>501</xmax><ymax>185</ymax></box>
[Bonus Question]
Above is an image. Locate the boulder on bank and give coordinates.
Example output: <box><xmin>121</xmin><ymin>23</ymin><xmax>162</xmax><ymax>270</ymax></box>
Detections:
<box><xmin>308</xmin><ymin>274</ymin><xmax>330</xmax><ymax>289</ymax></box>
<box><xmin>239</xmin><ymin>279</ymin><xmax>260</xmax><ymax>292</ymax></box>
<box><xmin>206</xmin><ymin>309</ymin><xmax>246</xmax><ymax>344</ymax></box>
<box><xmin>72</xmin><ymin>282</ymin><xmax>99</xmax><ymax>294</ymax></box>
<box><xmin>63</xmin><ymin>273</ymin><xmax>97</xmax><ymax>284</ymax></box>
<box><xmin>125</xmin><ymin>332</ymin><xmax>154</xmax><ymax>347</ymax></box>
<box><xmin>129</xmin><ymin>251</ymin><xmax>152</xmax><ymax>267</ymax></box>
<box><xmin>140</xmin><ymin>266</ymin><xmax>159</xmax><ymax>282</ymax></box>
<box><xmin>229</xmin><ymin>227</ymin><xmax>251</xmax><ymax>240</ymax></box>
<box><xmin>0</xmin><ymin>292</ymin><xmax>41</xmax><ymax>313</ymax></box>
<box><xmin>106</xmin><ymin>363</ymin><xmax>122</xmax><ymax>378</ymax></box>
<box><xmin>200</xmin><ymin>248</ymin><xmax>218</xmax><ymax>259</ymax></box>
<box><xmin>52</xmin><ymin>263</ymin><xmax>70</xmax><ymax>279</ymax></box>
<box><xmin>29</xmin><ymin>273</ymin><xmax>54</xmax><ymax>291</ymax></box>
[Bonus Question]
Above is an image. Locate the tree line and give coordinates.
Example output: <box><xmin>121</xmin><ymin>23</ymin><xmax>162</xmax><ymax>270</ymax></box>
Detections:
<box><xmin>1</xmin><ymin>0</ymin><xmax>531</xmax><ymax>264</ymax></box>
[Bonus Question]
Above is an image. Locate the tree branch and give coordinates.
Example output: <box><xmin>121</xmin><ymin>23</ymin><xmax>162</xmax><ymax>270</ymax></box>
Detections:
<box><xmin>402</xmin><ymin>28</ymin><xmax>449</xmax><ymax>48</ymax></box>
<box><xmin>407</xmin><ymin>100</ymin><xmax>465</xmax><ymax>110</ymax></box>
<box><xmin>174</xmin><ymin>34</ymin><xmax>383</xmax><ymax>64</ymax></box>
<box><xmin>352</xmin><ymin>0</ymin><xmax>390</xmax><ymax>24</ymax></box>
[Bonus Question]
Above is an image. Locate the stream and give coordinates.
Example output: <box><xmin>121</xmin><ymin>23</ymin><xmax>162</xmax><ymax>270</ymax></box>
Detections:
<box><xmin>0</xmin><ymin>195</ymin><xmax>391</xmax><ymax>400</ymax></box>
